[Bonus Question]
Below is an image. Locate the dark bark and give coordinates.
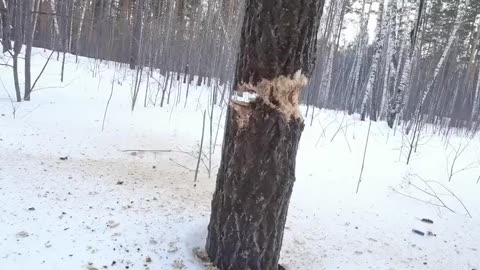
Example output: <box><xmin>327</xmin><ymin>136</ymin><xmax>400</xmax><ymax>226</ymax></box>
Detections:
<box><xmin>12</xmin><ymin>0</ymin><xmax>22</xmax><ymax>102</ymax></box>
<box><xmin>129</xmin><ymin>0</ymin><xmax>144</xmax><ymax>69</ymax></box>
<box><xmin>0</xmin><ymin>0</ymin><xmax>12</xmax><ymax>52</ymax></box>
<box><xmin>24</xmin><ymin>0</ymin><xmax>33</xmax><ymax>101</ymax></box>
<box><xmin>206</xmin><ymin>0</ymin><xmax>324</xmax><ymax>269</ymax></box>
<box><xmin>235</xmin><ymin>0</ymin><xmax>322</xmax><ymax>86</ymax></box>
<box><xmin>60</xmin><ymin>0</ymin><xmax>69</xmax><ymax>82</ymax></box>
<box><xmin>207</xmin><ymin>102</ymin><xmax>304</xmax><ymax>270</ymax></box>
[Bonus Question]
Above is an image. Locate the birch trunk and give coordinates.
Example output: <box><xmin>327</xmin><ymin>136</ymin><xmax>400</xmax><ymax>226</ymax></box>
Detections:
<box><xmin>415</xmin><ymin>0</ymin><xmax>468</xmax><ymax>116</ymax></box>
<box><xmin>379</xmin><ymin>0</ymin><xmax>397</xmax><ymax>118</ymax></box>
<box><xmin>319</xmin><ymin>0</ymin><xmax>344</xmax><ymax>106</ymax></box>
<box><xmin>360</xmin><ymin>0</ymin><xmax>386</xmax><ymax>121</ymax></box>
<box><xmin>387</xmin><ymin>0</ymin><xmax>424</xmax><ymax>128</ymax></box>
<box><xmin>49</xmin><ymin>0</ymin><xmax>59</xmax><ymax>36</ymax></box>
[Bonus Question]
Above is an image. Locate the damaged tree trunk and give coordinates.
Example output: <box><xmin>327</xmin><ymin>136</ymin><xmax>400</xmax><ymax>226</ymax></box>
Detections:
<box><xmin>206</xmin><ymin>0</ymin><xmax>324</xmax><ymax>269</ymax></box>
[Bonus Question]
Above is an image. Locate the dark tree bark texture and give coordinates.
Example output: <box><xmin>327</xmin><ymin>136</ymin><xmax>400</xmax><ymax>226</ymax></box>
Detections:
<box><xmin>24</xmin><ymin>0</ymin><xmax>33</xmax><ymax>101</ymax></box>
<box><xmin>206</xmin><ymin>0</ymin><xmax>324</xmax><ymax>270</ymax></box>
<box><xmin>12</xmin><ymin>0</ymin><xmax>22</xmax><ymax>102</ymax></box>
<box><xmin>130</xmin><ymin>0</ymin><xmax>144</xmax><ymax>69</ymax></box>
<box><xmin>0</xmin><ymin>0</ymin><xmax>12</xmax><ymax>52</ymax></box>
<box><xmin>235</xmin><ymin>0</ymin><xmax>323</xmax><ymax>85</ymax></box>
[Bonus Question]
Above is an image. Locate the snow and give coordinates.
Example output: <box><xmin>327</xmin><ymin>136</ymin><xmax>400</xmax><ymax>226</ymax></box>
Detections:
<box><xmin>1</xmin><ymin>48</ymin><xmax>479</xmax><ymax>270</ymax></box>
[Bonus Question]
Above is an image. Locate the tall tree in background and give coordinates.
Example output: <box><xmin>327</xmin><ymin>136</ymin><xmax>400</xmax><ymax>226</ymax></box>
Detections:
<box><xmin>24</xmin><ymin>0</ymin><xmax>33</xmax><ymax>101</ymax></box>
<box><xmin>387</xmin><ymin>0</ymin><xmax>424</xmax><ymax>128</ymax></box>
<box><xmin>205</xmin><ymin>0</ymin><xmax>325</xmax><ymax>269</ymax></box>
<box><xmin>0</xmin><ymin>0</ymin><xmax>12</xmax><ymax>52</ymax></box>
<box><xmin>12</xmin><ymin>0</ymin><xmax>23</xmax><ymax>102</ymax></box>
<box><xmin>2</xmin><ymin>0</ymin><xmax>480</xmax><ymax>133</ymax></box>
<box><xmin>130</xmin><ymin>0</ymin><xmax>144</xmax><ymax>69</ymax></box>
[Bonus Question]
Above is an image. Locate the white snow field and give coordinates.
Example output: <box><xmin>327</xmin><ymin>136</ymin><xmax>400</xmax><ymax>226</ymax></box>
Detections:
<box><xmin>0</xmin><ymin>49</ymin><xmax>479</xmax><ymax>270</ymax></box>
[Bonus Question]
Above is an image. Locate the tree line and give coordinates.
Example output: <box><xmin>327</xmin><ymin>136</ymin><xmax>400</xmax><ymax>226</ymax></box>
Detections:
<box><xmin>1</xmin><ymin>0</ymin><xmax>479</xmax><ymax>132</ymax></box>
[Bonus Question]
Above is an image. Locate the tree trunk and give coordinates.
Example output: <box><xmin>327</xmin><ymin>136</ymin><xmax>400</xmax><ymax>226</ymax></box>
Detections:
<box><xmin>0</xmin><ymin>0</ymin><xmax>12</xmax><ymax>52</ymax></box>
<box><xmin>12</xmin><ymin>0</ymin><xmax>23</xmax><ymax>102</ymax></box>
<box><xmin>360</xmin><ymin>0</ymin><xmax>386</xmax><ymax>121</ymax></box>
<box><xmin>48</xmin><ymin>0</ymin><xmax>59</xmax><ymax>42</ymax></box>
<box><xmin>386</xmin><ymin>0</ymin><xmax>424</xmax><ymax>128</ymax></box>
<box><xmin>472</xmin><ymin>66</ymin><xmax>480</xmax><ymax>122</ymax></box>
<box><xmin>206</xmin><ymin>0</ymin><xmax>325</xmax><ymax>269</ymax></box>
<box><xmin>60</xmin><ymin>0</ymin><xmax>69</xmax><ymax>82</ymax></box>
<box><xmin>24</xmin><ymin>0</ymin><xmax>33</xmax><ymax>101</ymax></box>
<box><xmin>413</xmin><ymin>0</ymin><xmax>468</xmax><ymax>123</ymax></box>
<box><xmin>129</xmin><ymin>0</ymin><xmax>144</xmax><ymax>69</ymax></box>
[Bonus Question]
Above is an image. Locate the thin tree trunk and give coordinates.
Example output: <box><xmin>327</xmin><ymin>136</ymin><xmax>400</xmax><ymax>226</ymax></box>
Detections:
<box><xmin>472</xmin><ymin>66</ymin><xmax>480</xmax><ymax>121</ymax></box>
<box><xmin>130</xmin><ymin>0</ymin><xmax>144</xmax><ymax>69</ymax></box>
<box><xmin>24</xmin><ymin>0</ymin><xmax>34</xmax><ymax>101</ymax></box>
<box><xmin>12</xmin><ymin>0</ymin><xmax>23</xmax><ymax>102</ymax></box>
<box><xmin>319</xmin><ymin>0</ymin><xmax>344</xmax><ymax>106</ymax></box>
<box><xmin>0</xmin><ymin>0</ymin><xmax>12</xmax><ymax>52</ymax></box>
<box><xmin>31</xmin><ymin>0</ymin><xmax>40</xmax><ymax>39</ymax></box>
<box><xmin>75</xmin><ymin>0</ymin><xmax>89</xmax><ymax>57</ymax></box>
<box><xmin>48</xmin><ymin>0</ymin><xmax>59</xmax><ymax>38</ymax></box>
<box><xmin>414</xmin><ymin>0</ymin><xmax>468</xmax><ymax>121</ymax></box>
<box><xmin>206</xmin><ymin>0</ymin><xmax>325</xmax><ymax>269</ymax></box>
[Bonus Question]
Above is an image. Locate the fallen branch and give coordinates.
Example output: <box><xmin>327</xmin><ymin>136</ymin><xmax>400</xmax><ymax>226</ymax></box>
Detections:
<box><xmin>408</xmin><ymin>181</ymin><xmax>456</xmax><ymax>213</ymax></box>
<box><xmin>392</xmin><ymin>187</ymin><xmax>455</xmax><ymax>213</ymax></box>
<box><xmin>169</xmin><ymin>158</ymin><xmax>195</xmax><ymax>172</ymax></box>
<box><xmin>395</xmin><ymin>174</ymin><xmax>473</xmax><ymax>218</ymax></box>
<box><xmin>121</xmin><ymin>149</ymin><xmax>172</xmax><ymax>153</ymax></box>
<box><xmin>429</xmin><ymin>181</ymin><xmax>472</xmax><ymax>218</ymax></box>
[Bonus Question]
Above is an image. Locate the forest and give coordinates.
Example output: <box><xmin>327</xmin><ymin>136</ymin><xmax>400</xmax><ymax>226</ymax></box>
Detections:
<box><xmin>1</xmin><ymin>0</ymin><xmax>479</xmax><ymax>132</ymax></box>
<box><xmin>0</xmin><ymin>0</ymin><xmax>479</xmax><ymax>269</ymax></box>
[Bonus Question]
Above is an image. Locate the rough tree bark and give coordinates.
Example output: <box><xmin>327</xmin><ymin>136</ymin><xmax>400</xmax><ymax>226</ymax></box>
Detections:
<box><xmin>205</xmin><ymin>0</ymin><xmax>325</xmax><ymax>270</ymax></box>
<box><xmin>0</xmin><ymin>0</ymin><xmax>12</xmax><ymax>52</ymax></box>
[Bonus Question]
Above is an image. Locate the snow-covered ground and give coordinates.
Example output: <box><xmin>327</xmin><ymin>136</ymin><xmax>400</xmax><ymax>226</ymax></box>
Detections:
<box><xmin>1</xmin><ymin>49</ymin><xmax>479</xmax><ymax>270</ymax></box>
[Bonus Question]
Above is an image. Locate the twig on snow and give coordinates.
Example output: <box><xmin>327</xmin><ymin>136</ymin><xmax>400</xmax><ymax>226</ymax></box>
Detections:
<box><xmin>392</xmin><ymin>187</ymin><xmax>456</xmax><ymax>213</ymax></box>
<box><xmin>121</xmin><ymin>149</ymin><xmax>172</xmax><ymax>153</ymax></box>
<box><xmin>428</xmin><ymin>180</ymin><xmax>472</xmax><ymax>218</ymax></box>
<box><xmin>169</xmin><ymin>158</ymin><xmax>195</xmax><ymax>172</ymax></box>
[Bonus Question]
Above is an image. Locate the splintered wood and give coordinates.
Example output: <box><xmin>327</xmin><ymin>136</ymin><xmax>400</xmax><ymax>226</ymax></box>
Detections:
<box><xmin>232</xmin><ymin>70</ymin><xmax>308</xmax><ymax>126</ymax></box>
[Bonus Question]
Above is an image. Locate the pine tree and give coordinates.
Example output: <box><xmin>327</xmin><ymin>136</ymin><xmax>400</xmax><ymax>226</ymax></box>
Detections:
<box><xmin>205</xmin><ymin>0</ymin><xmax>325</xmax><ymax>269</ymax></box>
